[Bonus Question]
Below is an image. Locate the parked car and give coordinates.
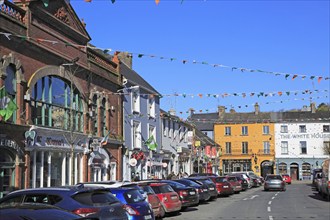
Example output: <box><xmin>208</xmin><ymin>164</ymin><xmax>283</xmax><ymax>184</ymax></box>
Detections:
<box><xmin>137</xmin><ymin>183</ymin><xmax>164</xmax><ymax>218</ymax></box>
<box><xmin>0</xmin><ymin>187</ymin><xmax>128</xmax><ymax>220</ymax></box>
<box><xmin>160</xmin><ymin>180</ymin><xmax>199</xmax><ymax>209</ymax></box>
<box><xmin>225</xmin><ymin>176</ymin><xmax>242</xmax><ymax>193</ymax></box>
<box><xmin>264</xmin><ymin>174</ymin><xmax>286</xmax><ymax>191</ymax></box>
<box><xmin>229</xmin><ymin>172</ymin><xmax>253</xmax><ymax>188</ymax></box>
<box><xmin>315</xmin><ymin>172</ymin><xmax>323</xmax><ymax>193</ymax></box>
<box><xmin>281</xmin><ymin>174</ymin><xmax>292</xmax><ymax>184</ymax></box>
<box><xmin>186</xmin><ymin>177</ymin><xmax>218</xmax><ymax>200</ymax></box>
<box><xmin>312</xmin><ymin>168</ymin><xmax>323</xmax><ymax>186</ymax></box>
<box><xmin>320</xmin><ymin>159</ymin><xmax>330</xmax><ymax>200</ymax></box>
<box><xmin>107</xmin><ymin>187</ymin><xmax>155</xmax><ymax>220</ymax></box>
<box><xmin>234</xmin><ymin>176</ymin><xmax>249</xmax><ymax>191</ymax></box>
<box><xmin>207</xmin><ymin>176</ymin><xmax>234</xmax><ymax>196</ymax></box>
<box><xmin>0</xmin><ymin>203</ymin><xmax>84</xmax><ymax>220</ymax></box>
<box><xmin>189</xmin><ymin>173</ymin><xmax>217</xmax><ymax>177</ymax></box>
<box><xmin>174</xmin><ymin>178</ymin><xmax>211</xmax><ymax>202</ymax></box>
<box><xmin>148</xmin><ymin>182</ymin><xmax>182</xmax><ymax>214</ymax></box>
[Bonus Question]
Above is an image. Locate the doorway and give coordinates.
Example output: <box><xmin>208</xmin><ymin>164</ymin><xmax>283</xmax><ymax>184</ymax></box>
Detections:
<box><xmin>0</xmin><ymin>150</ymin><xmax>15</xmax><ymax>198</ymax></box>
<box><xmin>290</xmin><ymin>163</ymin><xmax>299</xmax><ymax>180</ymax></box>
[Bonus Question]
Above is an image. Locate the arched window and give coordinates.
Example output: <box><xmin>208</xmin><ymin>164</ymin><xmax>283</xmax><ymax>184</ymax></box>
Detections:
<box><xmin>302</xmin><ymin>162</ymin><xmax>311</xmax><ymax>180</ymax></box>
<box><xmin>278</xmin><ymin>162</ymin><xmax>287</xmax><ymax>175</ymax></box>
<box><xmin>4</xmin><ymin>64</ymin><xmax>17</xmax><ymax>122</ymax></box>
<box><xmin>31</xmin><ymin>76</ymin><xmax>84</xmax><ymax>131</ymax></box>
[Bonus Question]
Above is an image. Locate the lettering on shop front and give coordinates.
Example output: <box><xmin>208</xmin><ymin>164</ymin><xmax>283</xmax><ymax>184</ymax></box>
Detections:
<box><xmin>36</xmin><ymin>136</ymin><xmax>65</xmax><ymax>147</ymax></box>
<box><xmin>280</xmin><ymin>133</ymin><xmax>330</xmax><ymax>139</ymax></box>
<box><xmin>0</xmin><ymin>138</ymin><xmax>24</xmax><ymax>156</ymax></box>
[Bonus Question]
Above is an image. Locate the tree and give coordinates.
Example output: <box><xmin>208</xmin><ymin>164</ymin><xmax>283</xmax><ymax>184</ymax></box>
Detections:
<box><xmin>317</xmin><ymin>103</ymin><xmax>330</xmax><ymax>112</ymax></box>
<box><xmin>323</xmin><ymin>142</ymin><xmax>330</xmax><ymax>156</ymax></box>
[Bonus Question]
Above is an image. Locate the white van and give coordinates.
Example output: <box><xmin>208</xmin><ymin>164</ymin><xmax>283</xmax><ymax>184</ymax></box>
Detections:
<box><xmin>320</xmin><ymin>159</ymin><xmax>330</xmax><ymax>200</ymax></box>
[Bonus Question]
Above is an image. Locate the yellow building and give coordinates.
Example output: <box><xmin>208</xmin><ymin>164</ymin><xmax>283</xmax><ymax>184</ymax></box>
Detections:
<box><xmin>214</xmin><ymin>105</ymin><xmax>275</xmax><ymax>177</ymax></box>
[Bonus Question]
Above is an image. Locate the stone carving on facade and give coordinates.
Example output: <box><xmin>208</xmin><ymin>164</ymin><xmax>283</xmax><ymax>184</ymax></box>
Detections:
<box><xmin>54</xmin><ymin>7</ymin><xmax>70</xmax><ymax>25</ymax></box>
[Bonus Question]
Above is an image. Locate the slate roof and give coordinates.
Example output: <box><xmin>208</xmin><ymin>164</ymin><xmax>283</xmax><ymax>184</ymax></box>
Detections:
<box><xmin>188</xmin><ymin>110</ymin><xmax>330</xmax><ymax>131</ymax></box>
<box><xmin>120</xmin><ymin>62</ymin><xmax>160</xmax><ymax>95</ymax></box>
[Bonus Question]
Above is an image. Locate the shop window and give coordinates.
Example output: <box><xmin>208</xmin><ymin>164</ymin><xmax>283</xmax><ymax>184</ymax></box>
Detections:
<box><xmin>323</xmin><ymin>125</ymin><xmax>330</xmax><ymax>133</ymax></box>
<box><xmin>225</xmin><ymin>142</ymin><xmax>232</xmax><ymax>154</ymax></box>
<box><xmin>225</xmin><ymin>127</ymin><xmax>231</xmax><ymax>136</ymax></box>
<box><xmin>302</xmin><ymin>163</ymin><xmax>311</xmax><ymax>180</ymax></box>
<box><xmin>263</xmin><ymin>125</ymin><xmax>270</xmax><ymax>134</ymax></box>
<box><xmin>242</xmin><ymin>142</ymin><xmax>248</xmax><ymax>154</ymax></box>
<box><xmin>278</xmin><ymin>163</ymin><xmax>287</xmax><ymax>175</ymax></box>
<box><xmin>241</xmin><ymin>126</ymin><xmax>248</xmax><ymax>136</ymax></box>
<box><xmin>4</xmin><ymin>64</ymin><xmax>17</xmax><ymax>123</ymax></box>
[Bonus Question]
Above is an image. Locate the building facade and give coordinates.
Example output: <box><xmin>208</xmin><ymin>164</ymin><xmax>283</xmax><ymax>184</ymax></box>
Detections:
<box><xmin>117</xmin><ymin>53</ymin><xmax>162</xmax><ymax>181</ymax></box>
<box><xmin>0</xmin><ymin>0</ymin><xmax>123</xmax><ymax>198</ymax></box>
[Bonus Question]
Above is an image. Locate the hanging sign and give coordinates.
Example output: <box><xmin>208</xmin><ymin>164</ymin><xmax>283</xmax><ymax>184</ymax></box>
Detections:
<box><xmin>129</xmin><ymin>158</ymin><xmax>137</xmax><ymax>167</ymax></box>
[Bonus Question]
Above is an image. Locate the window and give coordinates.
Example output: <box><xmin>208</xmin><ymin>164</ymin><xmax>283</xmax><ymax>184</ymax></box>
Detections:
<box><xmin>300</xmin><ymin>141</ymin><xmax>307</xmax><ymax>154</ymax></box>
<box><xmin>163</xmin><ymin>119</ymin><xmax>167</xmax><ymax>136</ymax></box>
<box><xmin>323</xmin><ymin>125</ymin><xmax>330</xmax><ymax>132</ymax></box>
<box><xmin>179</xmin><ymin>126</ymin><xmax>185</xmax><ymax>141</ymax></box>
<box><xmin>278</xmin><ymin>163</ymin><xmax>287</xmax><ymax>175</ymax></box>
<box><xmin>263</xmin><ymin>125</ymin><xmax>270</xmax><ymax>134</ymax></box>
<box><xmin>101</xmin><ymin>98</ymin><xmax>107</xmax><ymax>136</ymax></box>
<box><xmin>225</xmin><ymin>142</ymin><xmax>231</xmax><ymax>154</ymax></box>
<box><xmin>169</xmin><ymin>121</ymin><xmax>173</xmax><ymax>138</ymax></box>
<box><xmin>4</xmin><ymin>64</ymin><xmax>17</xmax><ymax>123</ymax></box>
<box><xmin>302</xmin><ymin>163</ymin><xmax>311</xmax><ymax>180</ymax></box>
<box><xmin>148</xmin><ymin>96</ymin><xmax>155</xmax><ymax>118</ymax></box>
<box><xmin>280</xmin><ymin>125</ymin><xmax>288</xmax><ymax>133</ymax></box>
<box><xmin>132</xmin><ymin>88</ymin><xmax>140</xmax><ymax>113</ymax></box>
<box><xmin>31</xmin><ymin>76</ymin><xmax>84</xmax><ymax>132</ymax></box>
<box><xmin>133</xmin><ymin>121</ymin><xmax>141</xmax><ymax>149</ymax></box>
<box><xmin>242</xmin><ymin>142</ymin><xmax>248</xmax><ymax>154</ymax></box>
<box><xmin>241</xmin><ymin>126</ymin><xmax>248</xmax><ymax>136</ymax></box>
<box><xmin>149</xmin><ymin>125</ymin><xmax>156</xmax><ymax>142</ymax></box>
<box><xmin>299</xmin><ymin>125</ymin><xmax>306</xmax><ymax>133</ymax></box>
<box><xmin>323</xmin><ymin>141</ymin><xmax>330</xmax><ymax>153</ymax></box>
<box><xmin>225</xmin><ymin>127</ymin><xmax>231</xmax><ymax>136</ymax></box>
<box><xmin>91</xmin><ymin>95</ymin><xmax>98</xmax><ymax>135</ymax></box>
<box><xmin>263</xmin><ymin>141</ymin><xmax>270</xmax><ymax>154</ymax></box>
<box><xmin>281</xmin><ymin>141</ymin><xmax>288</xmax><ymax>154</ymax></box>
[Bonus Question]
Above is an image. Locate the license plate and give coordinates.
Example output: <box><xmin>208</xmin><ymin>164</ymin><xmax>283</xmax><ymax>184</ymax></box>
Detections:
<box><xmin>145</xmin><ymin>215</ymin><xmax>152</xmax><ymax>220</ymax></box>
<box><xmin>171</xmin><ymin>195</ymin><xmax>177</xmax><ymax>199</ymax></box>
<box><xmin>223</xmin><ymin>186</ymin><xmax>229</xmax><ymax>188</ymax></box>
<box><xmin>189</xmin><ymin>191</ymin><xmax>196</xmax><ymax>195</ymax></box>
<box><xmin>209</xmin><ymin>187</ymin><xmax>214</xmax><ymax>190</ymax></box>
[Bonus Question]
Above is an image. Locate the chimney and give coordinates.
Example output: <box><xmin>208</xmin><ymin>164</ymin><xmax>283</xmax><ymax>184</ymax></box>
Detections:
<box><xmin>113</xmin><ymin>51</ymin><xmax>132</xmax><ymax>69</ymax></box>
<box><xmin>169</xmin><ymin>108</ymin><xmax>176</xmax><ymax>116</ymax></box>
<box><xmin>230</xmin><ymin>108</ymin><xmax>236</xmax><ymax>114</ymax></box>
<box><xmin>310</xmin><ymin>102</ymin><xmax>316</xmax><ymax>113</ymax></box>
<box><xmin>189</xmin><ymin>108</ymin><xmax>195</xmax><ymax>116</ymax></box>
<box><xmin>254</xmin><ymin>102</ymin><xmax>260</xmax><ymax>115</ymax></box>
<box><xmin>218</xmin><ymin>106</ymin><xmax>225</xmax><ymax>118</ymax></box>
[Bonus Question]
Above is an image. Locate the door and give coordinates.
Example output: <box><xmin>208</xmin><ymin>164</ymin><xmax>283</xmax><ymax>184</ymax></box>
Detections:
<box><xmin>0</xmin><ymin>167</ymin><xmax>14</xmax><ymax>198</ymax></box>
<box><xmin>290</xmin><ymin>163</ymin><xmax>299</xmax><ymax>181</ymax></box>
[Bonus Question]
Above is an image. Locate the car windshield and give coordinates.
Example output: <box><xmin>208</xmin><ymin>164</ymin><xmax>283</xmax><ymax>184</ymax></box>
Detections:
<box><xmin>176</xmin><ymin>179</ymin><xmax>201</xmax><ymax>187</ymax></box>
<box><xmin>141</xmin><ymin>185</ymin><xmax>155</xmax><ymax>195</ymax></box>
<box><xmin>164</xmin><ymin>181</ymin><xmax>187</xmax><ymax>189</ymax></box>
<box><xmin>152</xmin><ymin>184</ymin><xmax>174</xmax><ymax>193</ymax></box>
<box><xmin>266</xmin><ymin>175</ymin><xmax>283</xmax><ymax>181</ymax></box>
<box><xmin>123</xmin><ymin>189</ymin><xmax>145</xmax><ymax>203</ymax></box>
<box><xmin>215</xmin><ymin>177</ymin><xmax>227</xmax><ymax>183</ymax></box>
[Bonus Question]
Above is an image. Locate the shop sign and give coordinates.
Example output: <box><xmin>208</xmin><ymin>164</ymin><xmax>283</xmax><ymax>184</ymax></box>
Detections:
<box><xmin>176</xmin><ymin>146</ymin><xmax>182</xmax><ymax>153</ymax></box>
<box><xmin>0</xmin><ymin>137</ymin><xmax>24</xmax><ymax>157</ymax></box>
<box><xmin>187</xmin><ymin>131</ymin><xmax>193</xmax><ymax>145</ymax></box>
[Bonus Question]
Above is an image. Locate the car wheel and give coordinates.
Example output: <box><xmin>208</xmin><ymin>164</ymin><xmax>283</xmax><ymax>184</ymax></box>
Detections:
<box><xmin>159</xmin><ymin>205</ymin><xmax>166</xmax><ymax>217</ymax></box>
<box><xmin>264</xmin><ymin>188</ymin><xmax>269</xmax><ymax>191</ymax></box>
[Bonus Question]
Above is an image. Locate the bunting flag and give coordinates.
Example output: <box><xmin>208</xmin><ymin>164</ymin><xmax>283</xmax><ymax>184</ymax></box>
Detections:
<box><xmin>0</xmin><ymin>32</ymin><xmax>328</xmax><ymax>82</ymax></box>
<box><xmin>0</xmin><ymin>86</ymin><xmax>18</xmax><ymax>121</ymax></box>
<box><xmin>100</xmin><ymin>130</ymin><xmax>111</xmax><ymax>146</ymax></box>
<box><xmin>145</xmin><ymin>135</ymin><xmax>158</xmax><ymax>151</ymax></box>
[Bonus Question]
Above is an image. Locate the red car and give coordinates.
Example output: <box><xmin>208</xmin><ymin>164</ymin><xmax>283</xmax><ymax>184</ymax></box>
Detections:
<box><xmin>149</xmin><ymin>182</ymin><xmax>182</xmax><ymax>214</ymax></box>
<box><xmin>225</xmin><ymin>176</ymin><xmax>242</xmax><ymax>193</ymax></box>
<box><xmin>138</xmin><ymin>183</ymin><xmax>164</xmax><ymax>218</ymax></box>
<box><xmin>208</xmin><ymin>176</ymin><xmax>233</xmax><ymax>196</ymax></box>
<box><xmin>281</xmin><ymin>174</ymin><xmax>292</xmax><ymax>184</ymax></box>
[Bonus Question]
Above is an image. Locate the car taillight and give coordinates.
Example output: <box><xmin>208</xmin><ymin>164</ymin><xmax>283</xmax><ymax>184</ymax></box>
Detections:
<box><xmin>123</xmin><ymin>204</ymin><xmax>141</xmax><ymax>216</ymax></box>
<box><xmin>72</xmin><ymin>208</ymin><xmax>100</xmax><ymax>217</ymax></box>
<box><xmin>179</xmin><ymin>190</ymin><xmax>188</xmax><ymax>198</ymax></box>
<box><xmin>328</xmin><ymin>181</ymin><xmax>330</xmax><ymax>188</ymax></box>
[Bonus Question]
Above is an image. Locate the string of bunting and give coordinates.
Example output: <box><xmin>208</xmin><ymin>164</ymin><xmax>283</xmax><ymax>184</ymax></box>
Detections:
<box><xmin>0</xmin><ymin>31</ymin><xmax>328</xmax><ymax>82</ymax></box>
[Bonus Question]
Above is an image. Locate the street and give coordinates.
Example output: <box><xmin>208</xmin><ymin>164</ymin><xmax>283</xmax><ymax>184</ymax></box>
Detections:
<box><xmin>165</xmin><ymin>182</ymin><xmax>330</xmax><ymax>220</ymax></box>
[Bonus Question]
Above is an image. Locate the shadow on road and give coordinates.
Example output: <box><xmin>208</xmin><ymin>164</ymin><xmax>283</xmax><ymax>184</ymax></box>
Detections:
<box><xmin>181</xmin><ymin>207</ymin><xmax>198</xmax><ymax>212</ymax></box>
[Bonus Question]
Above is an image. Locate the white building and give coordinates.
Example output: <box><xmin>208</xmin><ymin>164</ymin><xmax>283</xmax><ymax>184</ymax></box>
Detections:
<box><xmin>274</xmin><ymin>106</ymin><xmax>330</xmax><ymax>180</ymax></box>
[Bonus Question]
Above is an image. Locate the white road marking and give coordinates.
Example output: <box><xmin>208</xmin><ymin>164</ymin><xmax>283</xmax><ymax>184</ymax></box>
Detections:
<box><xmin>250</xmin><ymin>195</ymin><xmax>259</xmax><ymax>200</ymax></box>
<box><xmin>268</xmin><ymin>201</ymin><xmax>272</xmax><ymax>205</ymax></box>
<box><xmin>272</xmin><ymin>197</ymin><xmax>275</xmax><ymax>200</ymax></box>
<box><xmin>269</xmin><ymin>216</ymin><xmax>273</xmax><ymax>220</ymax></box>
<box><xmin>243</xmin><ymin>198</ymin><xmax>248</xmax><ymax>200</ymax></box>
<box><xmin>275</xmin><ymin>193</ymin><xmax>279</xmax><ymax>196</ymax></box>
<box><xmin>267</xmin><ymin>207</ymin><xmax>271</xmax><ymax>212</ymax></box>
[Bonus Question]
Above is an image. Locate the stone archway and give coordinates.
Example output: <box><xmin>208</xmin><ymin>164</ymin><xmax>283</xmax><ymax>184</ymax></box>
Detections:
<box><xmin>261</xmin><ymin>160</ymin><xmax>274</xmax><ymax>178</ymax></box>
<box><xmin>290</xmin><ymin>162</ymin><xmax>299</xmax><ymax>181</ymax></box>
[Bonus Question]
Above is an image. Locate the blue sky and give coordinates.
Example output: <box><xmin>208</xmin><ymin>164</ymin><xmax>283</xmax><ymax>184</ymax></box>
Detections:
<box><xmin>71</xmin><ymin>0</ymin><xmax>329</xmax><ymax>119</ymax></box>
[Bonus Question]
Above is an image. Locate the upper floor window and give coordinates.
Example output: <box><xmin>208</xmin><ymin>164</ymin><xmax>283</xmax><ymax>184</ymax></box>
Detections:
<box><xmin>91</xmin><ymin>95</ymin><xmax>98</xmax><ymax>135</ymax></box>
<box><xmin>299</xmin><ymin>125</ymin><xmax>306</xmax><ymax>133</ymax></box>
<box><xmin>225</xmin><ymin>142</ymin><xmax>232</xmax><ymax>154</ymax></box>
<box><xmin>162</xmin><ymin>119</ymin><xmax>167</xmax><ymax>136</ymax></box>
<box><xmin>300</xmin><ymin>141</ymin><xmax>307</xmax><ymax>154</ymax></box>
<box><xmin>281</xmin><ymin>125</ymin><xmax>288</xmax><ymax>133</ymax></box>
<box><xmin>148</xmin><ymin>95</ymin><xmax>155</xmax><ymax>118</ymax></box>
<box><xmin>323</xmin><ymin>125</ymin><xmax>330</xmax><ymax>133</ymax></box>
<box><xmin>241</xmin><ymin>126</ymin><xmax>248</xmax><ymax>136</ymax></box>
<box><xmin>263</xmin><ymin>125</ymin><xmax>270</xmax><ymax>135</ymax></box>
<box><xmin>132</xmin><ymin>88</ymin><xmax>140</xmax><ymax>113</ymax></box>
<box><xmin>281</xmin><ymin>141</ymin><xmax>288</xmax><ymax>154</ymax></box>
<box><xmin>242</xmin><ymin>142</ymin><xmax>248</xmax><ymax>154</ymax></box>
<box><xmin>225</xmin><ymin>127</ymin><xmax>231</xmax><ymax>136</ymax></box>
<box><xmin>263</xmin><ymin>141</ymin><xmax>270</xmax><ymax>154</ymax></box>
<box><xmin>4</xmin><ymin>64</ymin><xmax>17</xmax><ymax>123</ymax></box>
<box><xmin>133</xmin><ymin>121</ymin><xmax>141</xmax><ymax>149</ymax></box>
<box><xmin>31</xmin><ymin>76</ymin><xmax>84</xmax><ymax>132</ymax></box>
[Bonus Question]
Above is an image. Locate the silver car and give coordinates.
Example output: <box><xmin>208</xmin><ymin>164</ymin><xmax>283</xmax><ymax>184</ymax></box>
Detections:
<box><xmin>264</xmin><ymin>174</ymin><xmax>286</xmax><ymax>191</ymax></box>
